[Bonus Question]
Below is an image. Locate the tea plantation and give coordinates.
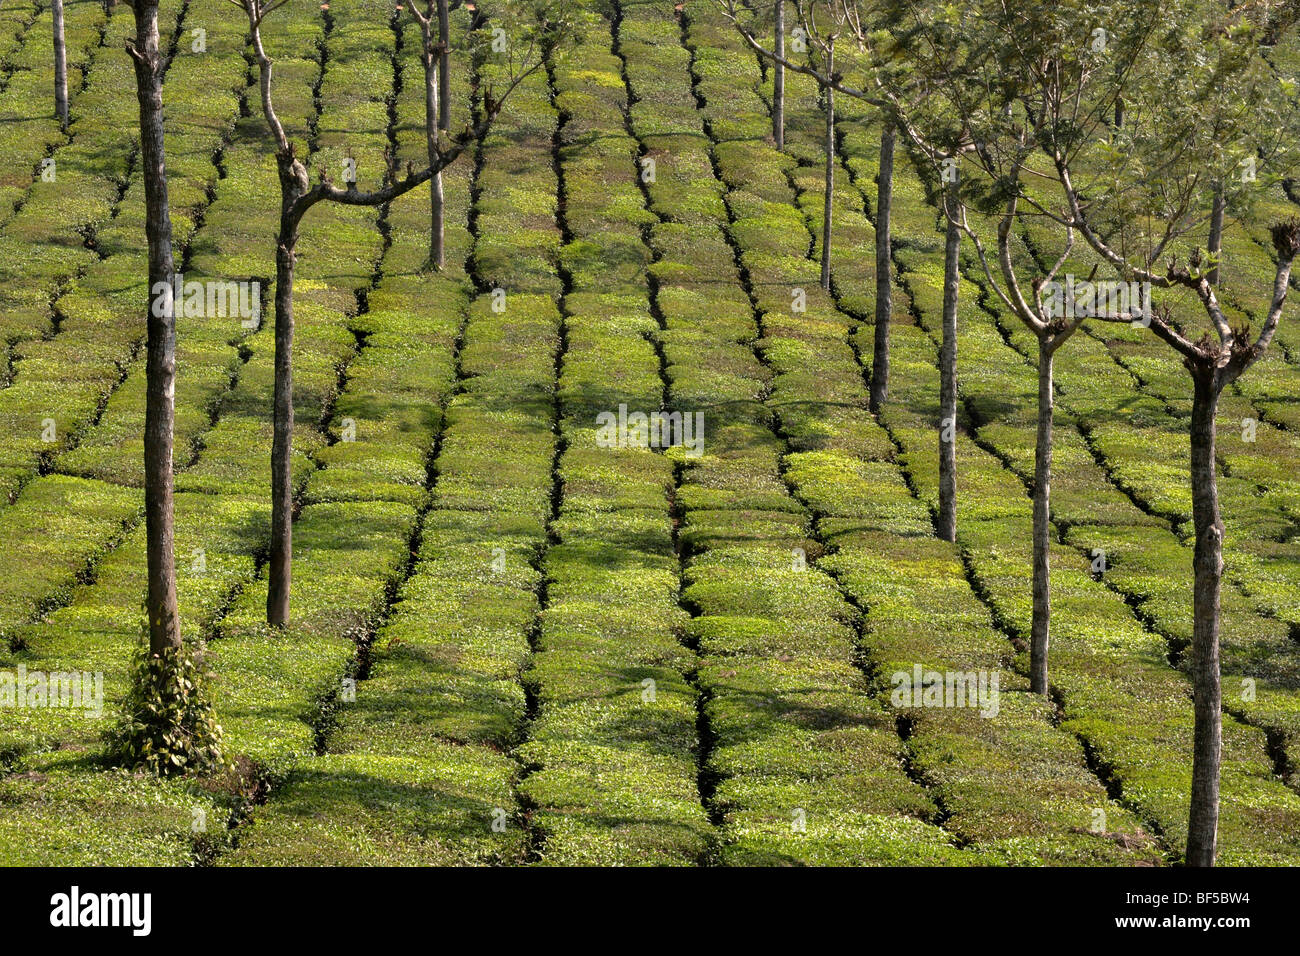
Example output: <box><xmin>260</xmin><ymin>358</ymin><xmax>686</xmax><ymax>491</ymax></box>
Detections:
<box><xmin>0</xmin><ymin>0</ymin><xmax>1298</xmax><ymax>867</ymax></box>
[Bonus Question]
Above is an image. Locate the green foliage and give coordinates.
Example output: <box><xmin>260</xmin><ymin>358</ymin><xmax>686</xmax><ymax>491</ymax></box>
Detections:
<box><xmin>5</xmin><ymin>0</ymin><xmax>1300</xmax><ymax>870</ymax></box>
<box><xmin>105</xmin><ymin>638</ymin><xmax>229</xmax><ymax>778</ymax></box>
<box><xmin>219</xmin><ymin>750</ymin><xmax>525</xmax><ymax>866</ymax></box>
<box><xmin>0</xmin><ymin>752</ymin><xmax>228</xmax><ymax>866</ymax></box>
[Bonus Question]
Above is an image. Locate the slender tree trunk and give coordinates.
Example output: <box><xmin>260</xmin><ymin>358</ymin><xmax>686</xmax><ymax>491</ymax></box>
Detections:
<box><xmin>53</xmin><ymin>0</ymin><xmax>69</xmax><ymax>131</ymax></box>
<box><xmin>253</xmin><ymin>0</ymin><xmax>466</xmax><ymax>627</ymax></box>
<box><xmin>1114</xmin><ymin>96</ymin><xmax>1123</xmax><ymax>129</ymax></box>
<box><xmin>423</xmin><ymin>31</ymin><xmax>445</xmax><ymax>270</ymax></box>
<box><xmin>437</xmin><ymin>0</ymin><xmax>450</xmax><ymax>131</ymax></box>
<box><xmin>266</xmin><ymin>202</ymin><xmax>299</xmax><ymax>628</ymax></box>
<box><xmin>131</xmin><ymin>0</ymin><xmax>181</xmax><ymax>657</ymax></box>
<box><xmin>772</xmin><ymin>0</ymin><xmax>784</xmax><ymax>148</ymax></box>
<box><xmin>819</xmin><ymin>43</ymin><xmax>833</xmax><ymax>293</ymax></box>
<box><xmin>1207</xmin><ymin>187</ymin><xmax>1225</xmax><ymax>286</ymax></box>
<box><xmin>1186</xmin><ymin>370</ymin><xmax>1224</xmax><ymax>867</ymax></box>
<box><xmin>1030</xmin><ymin>336</ymin><xmax>1055</xmax><ymax>694</ymax></box>
<box><xmin>429</xmin><ymin>171</ymin><xmax>445</xmax><ymax>270</ymax></box>
<box><xmin>937</xmin><ymin>193</ymin><xmax>960</xmax><ymax>542</ymax></box>
<box><xmin>870</xmin><ymin>122</ymin><xmax>894</xmax><ymax>412</ymax></box>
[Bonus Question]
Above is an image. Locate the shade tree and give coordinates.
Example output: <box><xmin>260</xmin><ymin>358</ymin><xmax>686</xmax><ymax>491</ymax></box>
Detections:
<box><xmin>1043</xmin><ymin>0</ymin><xmax>1300</xmax><ymax>865</ymax></box>
<box><xmin>106</xmin><ymin>0</ymin><xmax>226</xmax><ymax>776</ymax></box>
<box><xmin>406</xmin><ymin>0</ymin><xmax>466</xmax><ymax>269</ymax></box>
<box><xmin>883</xmin><ymin>0</ymin><xmax>1300</xmax><ymax>865</ymax></box>
<box><xmin>717</xmin><ymin>0</ymin><xmax>972</xmax><ymax>543</ymax></box>
<box><xmin>231</xmin><ymin>0</ymin><xmax>568</xmax><ymax>626</ymax></box>
<box><xmin>871</xmin><ymin>0</ymin><xmax>1176</xmax><ymax>694</ymax></box>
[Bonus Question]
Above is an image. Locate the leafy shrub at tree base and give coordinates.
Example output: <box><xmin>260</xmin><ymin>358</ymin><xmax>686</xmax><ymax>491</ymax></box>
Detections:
<box><xmin>105</xmin><ymin>637</ymin><xmax>229</xmax><ymax>777</ymax></box>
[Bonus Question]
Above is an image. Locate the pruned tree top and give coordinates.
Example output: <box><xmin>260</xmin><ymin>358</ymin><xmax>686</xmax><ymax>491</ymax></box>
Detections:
<box><xmin>849</xmin><ymin>0</ymin><xmax>1300</xmax><ymax>345</ymax></box>
<box><xmin>228</xmin><ymin>0</ymin><xmax>572</xmax><ymax>222</ymax></box>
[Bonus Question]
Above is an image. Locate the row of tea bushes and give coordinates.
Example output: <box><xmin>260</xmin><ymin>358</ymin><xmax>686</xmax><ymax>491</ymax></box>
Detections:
<box><xmin>693</xmin><ymin>7</ymin><xmax>1159</xmax><ymax>864</ymax></box>
<box><xmin>828</xmin><ymin>95</ymin><xmax>1300</xmax><ymax>864</ymax></box>
<box><xmin>221</xmin><ymin>6</ymin><xmax>544</xmax><ymax>865</ymax></box>
<box><xmin>0</xmin><ymin>0</ymin><xmax>382</xmax><ymax>865</ymax></box>
<box><xmin>512</xmin><ymin>7</ymin><xmax>711</xmax><ymax>865</ymax></box>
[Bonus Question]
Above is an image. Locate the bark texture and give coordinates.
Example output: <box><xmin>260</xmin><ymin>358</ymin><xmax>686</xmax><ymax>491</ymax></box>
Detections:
<box><xmin>937</xmin><ymin>192</ymin><xmax>960</xmax><ymax>542</ymax></box>
<box><xmin>129</xmin><ymin>0</ymin><xmax>181</xmax><ymax>656</ymax></box>
<box><xmin>1030</xmin><ymin>335</ymin><xmax>1055</xmax><ymax>694</ymax></box>
<box><xmin>772</xmin><ymin>1</ymin><xmax>783</xmax><ymax>148</ymax></box>
<box><xmin>437</xmin><ymin>0</ymin><xmax>450</xmax><ymax>131</ymax></box>
<box><xmin>819</xmin><ymin>42</ymin><xmax>833</xmax><ymax>293</ymax></box>
<box><xmin>266</xmin><ymin>198</ymin><xmax>301</xmax><ymax>627</ymax></box>
<box><xmin>53</xmin><ymin>0</ymin><xmax>68</xmax><ymax>130</ymax></box>
<box><xmin>870</xmin><ymin>122</ymin><xmax>894</xmax><ymax>412</ymax></box>
<box><xmin>1186</xmin><ymin>370</ymin><xmax>1224</xmax><ymax>867</ymax></box>
<box><xmin>422</xmin><ymin>14</ymin><xmax>445</xmax><ymax>270</ymax></box>
<box><xmin>1207</xmin><ymin>187</ymin><xmax>1225</xmax><ymax>286</ymax></box>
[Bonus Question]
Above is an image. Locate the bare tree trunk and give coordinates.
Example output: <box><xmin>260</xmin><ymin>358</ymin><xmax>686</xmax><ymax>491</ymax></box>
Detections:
<box><xmin>266</xmin><ymin>204</ymin><xmax>299</xmax><ymax>628</ymax></box>
<box><xmin>870</xmin><ymin>122</ymin><xmax>894</xmax><ymax>412</ymax></box>
<box><xmin>937</xmin><ymin>192</ymin><xmax>960</xmax><ymax>542</ymax></box>
<box><xmin>429</xmin><ymin>171</ymin><xmax>445</xmax><ymax>270</ymax></box>
<box><xmin>130</xmin><ymin>0</ymin><xmax>181</xmax><ymax>658</ymax></box>
<box><xmin>1030</xmin><ymin>335</ymin><xmax>1055</xmax><ymax>694</ymax></box>
<box><xmin>1186</xmin><ymin>370</ymin><xmax>1224</xmax><ymax>867</ymax></box>
<box><xmin>1114</xmin><ymin>95</ymin><xmax>1123</xmax><ymax>129</ymax></box>
<box><xmin>251</xmin><ymin>0</ymin><xmax>495</xmax><ymax>627</ymax></box>
<box><xmin>423</xmin><ymin>23</ymin><xmax>445</xmax><ymax>270</ymax></box>
<box><xmin>819</xmin><ymin>42</ymin><xmax>833</xmax><ymax>293</ymax></box>
<box><xmin>53</xmin><ymin>0</ymin><xmax>69</xmax><ymax>131</ymax></box>
<box><xmin>1207</xmin><ymin>187</ymin><xmax>1225</xmax><ymax>286</ymax></box>
<box><xmin>772</xmin><ymin>0</ymin><xmax>783</xmax><ymax>148</ymax></box>
<box><xmin>437</xmin><ymin>0</ymin><xmax>450</xmax><ymax>131</ymax></box>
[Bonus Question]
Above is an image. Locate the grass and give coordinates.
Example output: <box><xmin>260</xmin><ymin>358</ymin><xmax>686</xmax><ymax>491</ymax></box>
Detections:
<box><xmin>0</xmin><ymin>752</ymin><xmax>225</xmax><ymax>866</ymax></box>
